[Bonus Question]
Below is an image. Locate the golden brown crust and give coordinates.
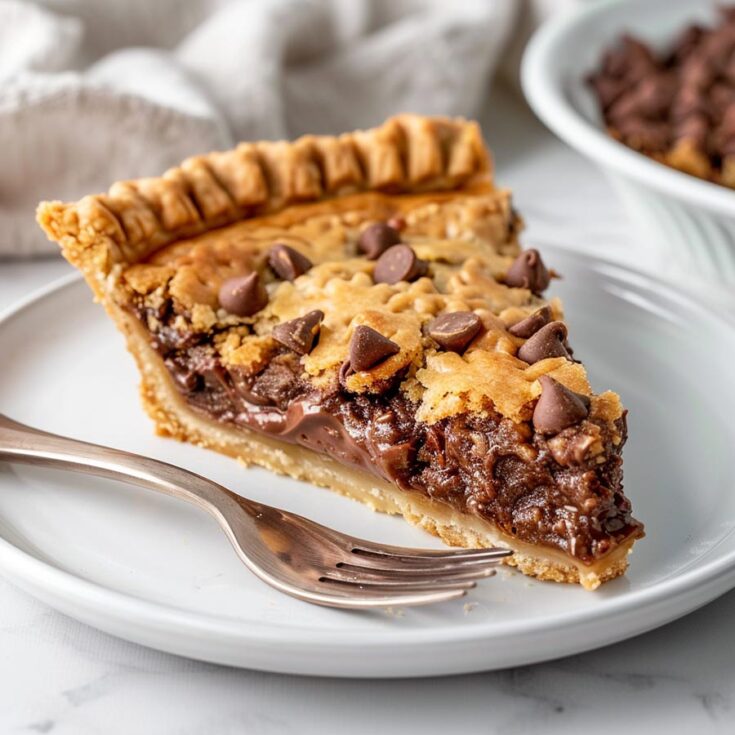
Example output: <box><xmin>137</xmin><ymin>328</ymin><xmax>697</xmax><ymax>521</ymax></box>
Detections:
<box><xmin>37</xmin><ymin>115</ymin><xmax>491</xmax><ymax>275</ymax></box>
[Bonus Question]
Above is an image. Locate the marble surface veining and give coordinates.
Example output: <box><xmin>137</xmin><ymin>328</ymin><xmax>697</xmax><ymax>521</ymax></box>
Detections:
<box><xmin>0</xmin><ymin>86</ymin><xmax>732</xmax><ymax>734</ymax></box>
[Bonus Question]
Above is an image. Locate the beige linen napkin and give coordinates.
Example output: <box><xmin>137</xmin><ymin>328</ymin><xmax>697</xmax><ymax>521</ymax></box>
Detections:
<box><xmin>1</xmin><ymin>0</ymin><xmax>567</xmax><ymax>256</ymax></box>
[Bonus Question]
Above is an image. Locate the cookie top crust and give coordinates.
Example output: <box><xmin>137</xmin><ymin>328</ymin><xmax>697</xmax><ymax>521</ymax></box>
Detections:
<box><xmin>37</xmin><ymin>115</ymin><xmax>623</xmax><ymax>434</ymax></box>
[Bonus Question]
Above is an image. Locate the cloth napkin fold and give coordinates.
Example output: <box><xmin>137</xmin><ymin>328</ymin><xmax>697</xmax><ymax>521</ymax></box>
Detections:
<box><xmin>1</xmin><ymin>0</ymin><xmax>559</xmax><ymax>257</ymax></box>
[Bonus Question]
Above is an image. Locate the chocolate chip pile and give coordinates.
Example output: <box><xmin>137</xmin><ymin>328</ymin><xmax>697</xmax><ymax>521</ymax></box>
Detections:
<box><xmin>589</xmin><ymin>6</ymin><xmax>735</xmax><ymax>188</ymax></box>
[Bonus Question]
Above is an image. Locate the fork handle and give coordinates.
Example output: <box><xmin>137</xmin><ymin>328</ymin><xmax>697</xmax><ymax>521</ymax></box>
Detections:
<box><xmin>0</xmin><ymin>413</ymin><xmax>259</xmax><ymax>520</ymax></box>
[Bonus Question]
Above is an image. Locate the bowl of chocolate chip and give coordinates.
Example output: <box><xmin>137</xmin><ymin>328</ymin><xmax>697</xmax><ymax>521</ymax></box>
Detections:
<box><xmin>522</xmin><ymin>0</ymin><xmax>735</xmax><ymax>291</ymax></box>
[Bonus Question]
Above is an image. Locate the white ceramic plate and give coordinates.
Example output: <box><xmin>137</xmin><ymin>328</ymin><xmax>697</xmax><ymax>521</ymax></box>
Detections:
<box><xmin>0</xmin><ymin>246</ymin><xmax>734</xmax><ymax>678</ymax></box>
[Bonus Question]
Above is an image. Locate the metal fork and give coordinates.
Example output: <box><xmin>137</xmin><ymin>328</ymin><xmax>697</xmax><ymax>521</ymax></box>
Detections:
<box><xmin>0</xmin><ymin>414</ymin><xmax>510</xmax><ymax>609</ymax></box>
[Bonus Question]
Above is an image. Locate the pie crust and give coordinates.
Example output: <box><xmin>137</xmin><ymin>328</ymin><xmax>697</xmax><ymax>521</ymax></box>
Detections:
<box><xmin>38</xmin><ymin>114</ymin><xmax>643</xmax><ymax>589</ymax></box>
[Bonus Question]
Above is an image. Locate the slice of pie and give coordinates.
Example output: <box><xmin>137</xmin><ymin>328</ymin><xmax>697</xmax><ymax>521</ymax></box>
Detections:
<box><xmin>38</xmin><ymin>115</ymin><xmax>643</xmax><ymax>589</ymax></box>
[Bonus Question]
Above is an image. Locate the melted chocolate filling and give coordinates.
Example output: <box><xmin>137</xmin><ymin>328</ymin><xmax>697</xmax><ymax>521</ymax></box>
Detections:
<box><xmin>136</xmin><ymin>301</ymin><xmax>643</xmax><ymax>563</ymax></box>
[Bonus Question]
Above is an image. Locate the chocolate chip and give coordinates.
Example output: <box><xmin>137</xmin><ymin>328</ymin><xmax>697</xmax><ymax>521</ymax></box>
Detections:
<box><xmin>373</xmin><ymin>245</ymin><xmax>428</xmax><ymax>285</ymax></box>
<box><xmin>348</xmin><ymin>325</ymin><xmax>400</xmax><ymax>372</ymax></box>
<box><xmin>610</xmin><ymin>72</ymin><xmax>676</xmax><ymax>123</ymax></box>
<box><xmin>428</xmin><ymin>312</ymin><xmax>483</xmax><ymax>353</ymax></box>
<box><xmin>358</xmin><ymin>223</ymin><xmax>402</xmax><ymax>259</ymax></box>
<box><xmin>508</xmin><ymin>306</ymin><xmax>552</xmax><ymax>338</ymax></box>
<box><xmin>267</xmin><ymin>244</ymin><xmax>312</xmax><ymax>281</ymax></box>
<box><xmin>517</xmin><ymin>321</ymin><xmax>570</xmax><ymax>364</ymax></box>
<box><xmin>671</xmin><ymin>84</ymin><xmax>707</xmax><ymax>122</ymax></box>
<box><xmin>504</xmin><ymin>249</ymin><xmax>550</xmax><ymax>294</ymax></box>
<box><xmin>218</xmin><ymin>273</ymin><xmax>268</xmax><ymax>317</ymax></box>
<box><xmin>589</xmin><ymin>75</ymin><xmax>627</xmax><ymax>111</ymax></box>
<box><xmin>710</xmin><ymin>83</ymin><xmax>735</xmax><ymax>116</ymax></box>
<box><xmin>272</xmin><ymin>310</ymin><xmax>324</xmax><ymax>355</ymax></box>
<box><xmin>533</xmin><ymin>375</ymin><xmax>591</xmax><ymax>435</ymax></box>
<box><xmin>615</xmin><ymin>118</ymin><xmax>670</xmax><ymax>152</ymax></box>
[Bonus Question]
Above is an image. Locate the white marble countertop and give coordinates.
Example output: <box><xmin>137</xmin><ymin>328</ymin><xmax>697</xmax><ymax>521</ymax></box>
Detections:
<box><xmin>1</xmin><ymin>87</ymin><xmax>733</xmax><ymax>734</ymax></box>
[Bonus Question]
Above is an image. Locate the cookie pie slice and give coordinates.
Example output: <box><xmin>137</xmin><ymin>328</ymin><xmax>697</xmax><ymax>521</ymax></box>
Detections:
<box><xmin>38</xmin><ymin>115</ymin><xmax>643</xmax><ymax>589</ymax></box>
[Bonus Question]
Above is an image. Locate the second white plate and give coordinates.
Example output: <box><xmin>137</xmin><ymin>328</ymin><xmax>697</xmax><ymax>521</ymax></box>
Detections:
<box><xmin>0</xmin><ymin>246</ymin><xmax>734</xmax><ymax>677</ymax></box>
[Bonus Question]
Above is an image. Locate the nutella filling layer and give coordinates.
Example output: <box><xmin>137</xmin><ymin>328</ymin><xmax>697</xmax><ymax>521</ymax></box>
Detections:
<box><xmin>135</xmin><ymin>301</ymin><xmax>643</xmax><ymax>565</ymax></box>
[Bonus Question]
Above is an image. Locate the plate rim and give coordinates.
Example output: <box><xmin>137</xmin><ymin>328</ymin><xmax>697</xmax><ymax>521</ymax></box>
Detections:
<box><xmin>1</xmin><ymin>253</ymin><xmax>734</xmax><ymax>667</ymax></box>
